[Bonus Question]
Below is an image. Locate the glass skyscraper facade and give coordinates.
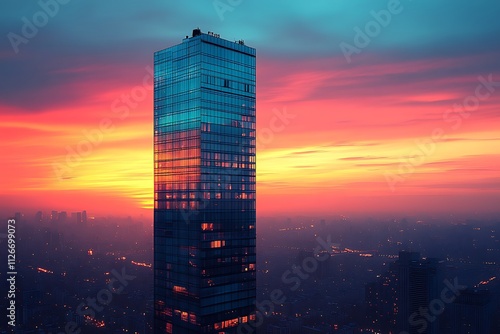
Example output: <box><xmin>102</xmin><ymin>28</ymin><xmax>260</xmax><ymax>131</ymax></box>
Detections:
<box><xmin>154</xmin><ymin>29</ymin><xmax>256</xmax><ymax>333</ymax></box>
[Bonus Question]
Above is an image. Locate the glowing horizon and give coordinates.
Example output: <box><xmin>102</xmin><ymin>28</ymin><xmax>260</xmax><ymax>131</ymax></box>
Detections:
<box><xmin>1</xmin><ymin>1</ymin><xmax>500</xmax><ymax>217</ymax></box>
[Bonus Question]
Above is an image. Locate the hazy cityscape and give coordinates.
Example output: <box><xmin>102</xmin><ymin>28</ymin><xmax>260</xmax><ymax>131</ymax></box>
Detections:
<box><xmin>2</xmin><ymin>210</ymin><xmax>500</xmax><ymax>333</ymax></box>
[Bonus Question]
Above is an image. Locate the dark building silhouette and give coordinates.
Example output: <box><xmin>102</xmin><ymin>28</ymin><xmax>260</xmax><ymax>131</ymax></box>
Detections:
<box><xmin>397</xmin><ymin>251</ymin><xmax>441</xmax><ymax>334</ymax></box>
<box><xmin>50</xmin><ymin>210</ymin><xmax>59</xmax><ymax>229</ymax></box>
<box><xmin>71</xmin><ymin>211</ymin><xmax>82</xmax><ymax>224</ymax></box>
<box><xmin>447</xmin><ymin>288</ymin><xmax>492</xmax><ymax>334</ymax></box>
<box><xmin>34</xmin><ymin>211</ymin><xmax>43</xmax><ymax>223</ymax></box>
<box><xmin>154</xmin><ymin>29</ymin><xmax>256</xmax><ymax>333</ymax></box>
<box><xmin>365</xmin><ymin>262</ymin><xmax>398</xmax><ymax>332</ymax></box>
<box><xmin>58</xmin><ymin>211</ymin><xmax>67</xmax><ymax>224</ymax></box>
<box><xmin>82</xmin><ymin>210</ymin><xmax>87</xmax><ymax>225</ymax></box>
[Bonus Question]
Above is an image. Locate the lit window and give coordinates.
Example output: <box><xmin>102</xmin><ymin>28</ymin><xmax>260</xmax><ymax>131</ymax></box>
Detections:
<box><xmin>210</xmin><ymin>240</ymin><xmax>225</xmax><ymax>248</ymax></box>
<box><xmin>201</xmin><ymin>223</ymin><xmax>214</xmax><ymax>231</ymax></box>
<box><xmin>173</xmin><ymin>286</ymin><xmax>188</xmax><ymax>295</ymax></box>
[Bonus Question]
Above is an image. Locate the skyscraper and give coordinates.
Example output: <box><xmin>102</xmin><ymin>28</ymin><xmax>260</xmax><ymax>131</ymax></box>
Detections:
<box><xmin>82</xmin><ymin>210</ymin><xmax>87</xmax><ymax>225</ymax></box>
<box><xmin>396</xmin><ymin>251</ymin><xmax>441</xmax><ymax>334</ymax></box>
<box><xmin>154</xmin><ymin>29</ymin><xmax>256</xmax><ymax>333</ymax></box>
<box><xmin>365</xmin><ymin>262</ymin><xmax>398</xmax><ymax>332</ymax></box>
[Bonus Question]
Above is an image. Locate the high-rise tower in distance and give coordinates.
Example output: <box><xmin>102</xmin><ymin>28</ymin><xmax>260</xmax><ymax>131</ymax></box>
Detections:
<box><xmin>154</xmin><ymin>29</ymin><xmax>256</xmax><ymax>333</ymax></box>
<box><xmin>397</xmin><ymin>251</ymin><xmax>441</xmax><ymax>334</ymax></box>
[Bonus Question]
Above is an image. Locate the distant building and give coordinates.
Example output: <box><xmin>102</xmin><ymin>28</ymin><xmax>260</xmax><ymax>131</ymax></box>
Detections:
<box><xmin>365</xmin><ymin>263</ymin><xmax>398</xmax><ymax>332</ymax></box>
<box><xmin>447</xmin><ymin>288</ymin><xmax>492</xmax><ymax>334</ymax></box>
<box><xmin>396</xmin><ymin>251</ymin><xmax>441</xmax><ymax>334</ymax></box>
<box><xmin>71</xmin><ymin>212</ymin><xmax>82</xmax><ymax>224</ymax></box>
<box><xmin>35</xmin><ymin>211</ymin><xmax>43</xmax><ymax>223</ymax></box>
<box><xmin>58</xmin><ymin>211</ymin><xmax>67</xmax><ymax>223</ymax></box>
<box><xmin>51</xmin><ymin>210</ymin><xmax>59</xmax><ymax>228</ymax></box>
<box><xmin>82</xmin><ymin>210</ymin><xmax>87</xmax><ymax>225</ymax></box>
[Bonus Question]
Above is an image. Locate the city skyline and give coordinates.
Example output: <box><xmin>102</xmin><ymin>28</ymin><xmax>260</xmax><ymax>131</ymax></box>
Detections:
<box><xmin>2</xmin><ymin>1</ymin><xmax>500</xmax><ymax>217</ymax></box>
<box><xmin>3</xmin><ymin>2</ymin><xmax>500</xmax><ymax>333</ymax></box>
<box><xmin>4</xmin><ymin>210</ymin><xmax>500</xmax><ymax>333</ymax></box>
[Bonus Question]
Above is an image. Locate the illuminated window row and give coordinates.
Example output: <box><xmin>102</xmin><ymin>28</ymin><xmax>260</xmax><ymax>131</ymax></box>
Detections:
<box><xmin>200</xmin><ymin>176</ymin><xmax>255</xmax><ymax>182</ymax></box>
<box><xmin>155</xmin><ymin>198</ymin><xmax>255</xmax><ymax>210</ymax></box>
<box><xmin>199</xmin><ymin>183</ymin><xmax>256</xmax><ymax>191</ymax></box>
<box><xmin>154</xmin><ymin>174</ymin><xmax>200</xmax><ymax>183</ymax></box>
<box><xmin>210</xmin><ymin>240</ymin><xmax>225</xmax><ymax>248</ymax></box>
<box><xmin>213</xmin><ymin>316</ymin><xmax>246</xmax><ymax>330</ymax></box>
<box><xmin>155</xmin><ymin>201</ymin><xmax>199</xmax><ymax>210</ymax></box>
<box><xmin>200</xmin><ymin>151</ymin><xmax>254</xmax><ymax>162</ymax></box>
<box><xmin>154</xmin><ymin>185</ymin><xmax>202</xmax><ymax>192</ymax></box>
<box><xmin>154</xmin><ymin>152</ymin><xmax>200</xmax><ymax>160</ymax></box>
<box><xmin>155</xmin><ymin>140</ymin><xmax>200</xmax><ymax>149</ymax></box>
<box><xmin>156</xmin><ymin>190</ymin><xmax>256</xmax><ymax>199</ymax></box>
<box><xmin>201</xmin><ymin>223</ymin><xmax>255</xmax><ymax>232</ymax></box>
<box><xmin>155</xmin><ymin>162</ymin><xmax>200</xmax><ymax>170</ymax></box>
<box><xmin>202</xmin><ymin>162</ymin><xmax>255</xmax><ymax>170</ymax></box>
<box><xmin>155</xmin><ymin>150</ymin><xmax>200</xmax><ymax>160</ymax></box>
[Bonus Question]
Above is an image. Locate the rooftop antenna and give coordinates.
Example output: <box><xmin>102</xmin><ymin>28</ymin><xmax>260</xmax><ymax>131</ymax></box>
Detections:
<box><xmin>192</xmin><ymin>27</ymin><xmax>201</xmax><ymax>37</ymax></box>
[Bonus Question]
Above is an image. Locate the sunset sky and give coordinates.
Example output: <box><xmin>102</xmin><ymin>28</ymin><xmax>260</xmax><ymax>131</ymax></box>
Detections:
<box><xmin>1</xmin><ymin>1</ymin><xmax>500</xmax><ymax>217</ymax></box>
